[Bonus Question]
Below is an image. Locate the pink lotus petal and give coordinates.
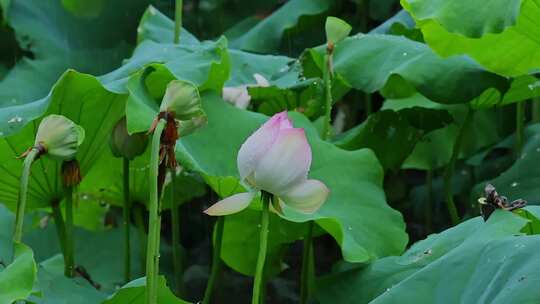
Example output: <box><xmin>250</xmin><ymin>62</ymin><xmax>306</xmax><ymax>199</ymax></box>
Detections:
<box><xmin>204</xmin><ymin>192</ymin><xmax>256</xmax><ymax>216</ymax></box>
<box><xmin>252</xmin><ymin>128</ymin><xmax>312</xmax><ymax>195</ymax></box>
<box><xmin>222</xmin><ymin>86</ymin><xmax>251</xmax><ymax>109</ymax></box>
<box><xmin>237</xmin><ymin>112</ymin><xmax>293</xmax><ymax>182</ymax></box>
<box><xmin>280</xmin><ymin>179</ymin><xmax>329</xmax><ymax>214</ymax></box>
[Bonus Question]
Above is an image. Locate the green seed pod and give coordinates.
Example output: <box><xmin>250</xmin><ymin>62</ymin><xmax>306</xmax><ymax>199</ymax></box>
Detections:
<box><xmin>159</xmin><ymin>80</ymin><xmax>205</xmax><ymax>122</ymax></box>
<box><xmin>325</xmin><ymin>16</ymin><xmax>351</xmax><ymax>45</ymax></box>
<box><xmin>110</xmin><ymin>117</ymin><xmax>148</xmax><ymax>160</ymax></box>
<box><xmin>35</xmin><ymin>115</ymin><xmax>85</xmax><ymax>161</ymax></box>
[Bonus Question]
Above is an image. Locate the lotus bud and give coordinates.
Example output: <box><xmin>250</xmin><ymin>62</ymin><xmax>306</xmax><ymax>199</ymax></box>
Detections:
<box><xmin>204</xmin><ymin>112</ymin><xmax>329</xmax><ymax>216</ymax></box>
<box><xmin>325</xmin><ymin>16</ymin><xmax>351</xmax><ymax>46</ymax></box>
<box><xmin>33</xmin><ymin>114</ymin><xmax>85</xmax><ymax>161</ymax></box>
<box><xmin>222</xmin><ymin>73</ymin><xmax>270</xmax><ymax>109</ymax></box>
<box><xmin>159</xmin><ymin>80</ymin><xmax>205</xmax><ymax>121</ymax></box>
<box><xmin>110</xmin><ymin>117</ymin><xmax>148</xmax><ymax>160</ymax></box>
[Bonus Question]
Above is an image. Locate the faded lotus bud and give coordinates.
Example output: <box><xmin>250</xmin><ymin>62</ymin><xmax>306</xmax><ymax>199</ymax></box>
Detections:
<box><xmin>160</xmin><ymin>80</ymin><xmax>205</xmax><ymax>122</ymax></box>
<box><xmin>110</xmin><ymin>117</ymin><xmax>148</xmax><ymax>160</ymax></box>
<box><xmin>34</xmin><ymin>114</ymin><xmax>85</xmax><ymax>161</ymax></box>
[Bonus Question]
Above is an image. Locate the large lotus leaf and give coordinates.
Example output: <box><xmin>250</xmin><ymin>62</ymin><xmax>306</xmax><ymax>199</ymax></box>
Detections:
<box><xmin>221</xmin><ymin>208</ymin><xmax>307</xmax><ymax>276</ymax></box>
<box><xmin>103</xmin><ymin>276</ymin><xmax>190</xmax><ymax>304</ymax></box>
<box><xmin>124</xmin><ymin>64</ymin><xmax>206</xmax><ymax>135</ymax></box>
<box><xmin>403</xmin><ymin>0</ymin><xmax>540</xmax><ymax>76</ymax></box>
<box><xmin>303</xmin><ymin>34</ymin><xmax>509</xmax><ymax>104</ymax></box>
<box><xmin>136</xmin><ymin>5</ymin><xmax>199</xmax><ymax>45</ymax></box>
<box><xmin>316</xmin><ymin>210</ymin><xmax>539</xmax><ymax>303</ymax></box>
<box><xmin>502</xmin><ymin>75</ymin><xmax>540</xmax><ymax>105</ymax></box>
<box><xmin>0</xmin><ymin>242</ymin><xmax>36</xmax><ymax>304</ymax></box>
<box><xmin>176</xmin><ymin>93</ymin><xmax>408</xmax><ymax>263</ymax></box>
<box><xmin>99</xmin><ymin>37</ymin><xmax>230</xmax><ymax>94</ymax></box>
<box><xmin>23</xmin><ymin>223</ymin><xmax>144</xmax><ymax>295</ymax></box>
<box><xmin>400</xmin><ymin>0</ymin><xmax>522</xmax><ymax>38</ymax></box>
<box><xmin>370</xmin><ymin>10</ymin><xmax>416</xmax><ymax>35</ymax></box>
<box><xmin>130</xmin><ymin>5</ymin><xmax>300</xmax><ymax>89</ymax></box>
<box><xmin>0</xmin><ymin>0</ymin><xmax>148</xmax><ymax>106</ymax></box>
<box><xmin>228</xmin><ymin>0</ymin><xmax>337</xmax><ymax>53</ymax></box>
<box><xmin>33</xmin><ymin>255</ymin><xmax>106</xmax><ymax>304</ymax></box>
<box><xmin>0</xmin><ymin>70</ymin><xmax>125</xmax><ymax>210</ymax></box>
<box><xmin>0</xmin><ymin>205</ymin><xmax>146</xmax><ymax>300</ymax></box>
<box><xmin>80</xmin><ymin>145</ymin><xmax>206</xmax><ymax>210</ymax></box>
<box><xmin>382</xmin><ymin>93</ymin><xmax>504</xmax><ymax>169</ymax></box>
<box><xmin>227</xmin><ymin>49</ymin><xmax>298</xmax><ymax>88</ymax></box>
<box><xmin>472</xmin><ymin>123</ymin><xmax>540</xmax><ymax>205</ymax></box>
<box><xmin>248</xmin><ymin>78</ymin><xmax>327</xmax><ymax>119</ymax></box>
<box><xmin>334</xmin><ymin>108</ymin><xmax>452</xmax><ymax>170</ymax></box>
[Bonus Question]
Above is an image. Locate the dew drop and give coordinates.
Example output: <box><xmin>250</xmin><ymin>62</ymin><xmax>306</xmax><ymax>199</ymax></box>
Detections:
<box><xmin>347</xmin><ymin>225</ymin><xmax>353</xmax><ymax>231</ymax></box>
<box><xmin>257</xmin><ymin>224</ymin><xmax>262</xmax><ymax>228</ymax></box>
<box><xmin>402</xmin><ymin>52</ymin><xmax>408</xmax><ymax>56</ymax></box>
<box><xmin>8</xmin><ymin>116</ymin><xmax>23</xmax><ymax>124</ymax></box>
<box><xmin>511</xmin><ymin>182</ymin><xmax>519</xmax><ymax>187</ymax></box>
<box><xmin>137</xmin><ymin>27</ymin><xmax>143</xmax><ymax>34</ymax></box>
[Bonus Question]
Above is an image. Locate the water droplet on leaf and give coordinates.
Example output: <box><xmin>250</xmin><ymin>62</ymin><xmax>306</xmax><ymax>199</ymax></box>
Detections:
<box><xmin>8</xmin><ymin>116</ymin><xmax>23</xmax><ymax>124</ymax></box>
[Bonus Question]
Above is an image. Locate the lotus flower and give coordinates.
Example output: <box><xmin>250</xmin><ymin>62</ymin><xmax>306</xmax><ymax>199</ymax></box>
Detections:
<box><xmin>204</xmin><ymin>112</ymin><xmax>329</xmax><ymax>216</ymax></box>
<box><xmin>222</xmin><ymin>73</ymin><xmax>270</xmax><ymax>109</ymax></box>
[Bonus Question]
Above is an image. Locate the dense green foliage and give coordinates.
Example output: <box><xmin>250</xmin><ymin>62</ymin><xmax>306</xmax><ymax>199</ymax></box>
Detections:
<box><xmin>1</xmin><ymin>0</ymin><xmax>539</xmax><ymax>303</ymax></box>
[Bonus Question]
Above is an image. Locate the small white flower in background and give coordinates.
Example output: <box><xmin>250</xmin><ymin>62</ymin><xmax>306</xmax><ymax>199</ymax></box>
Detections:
<box><xmin>222</xmin><ymin>73</ymin><xmax>270</xmax><ymax>109</ymax></box>
<box><xmin>204</xmin><ymin>111</ymin><xmax>329</xmax><ymax>216</ymax></box>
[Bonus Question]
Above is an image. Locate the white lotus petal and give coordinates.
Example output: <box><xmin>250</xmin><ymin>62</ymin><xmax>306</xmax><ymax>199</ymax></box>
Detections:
<box><xmin>280</xmin><ymin>179</ymin><xmax>329</xmax><ymax>214</ymax></box>
<box><xmin>253</xmin><ymin>128</ymin><xmax>311</xmax><ymax>194</ymax></box>
<box><xmin>204</xmin><ymin>192</ymin><xmax>256</xmax><ymax>216</ymax></box>
<box><xmin>237</xmin><ymin>112</ymin><xmax>293</xmax><ymax>182</ymax></box>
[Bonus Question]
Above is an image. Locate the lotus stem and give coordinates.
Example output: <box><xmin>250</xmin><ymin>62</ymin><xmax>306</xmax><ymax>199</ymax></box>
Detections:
<box><xmin>174</xmin><ymin>0</ymin><xmax>183</xmax><ymax>44</ymax></box>
<box><xmin>146</xmin><ymin>119</ymin><xmax>166</xmax><ymax>304</ymax></box>
<box><xmin>13</xmin><ymin>148</ymin><xmax>39</xmax><ymax>244</ymax></box>
<box><xmin>321</xmin><ymin>50</ymin><xmax>333</xmax><ymax>140</ymax></box>
<box><xmin>170</xmin><ymin>168</ymin><xmax>185</xmax><ymax>295</ymax></box>
<box><xmin>134</xmin><ymin>203</ymin><xmax>148</xmax><ymax>271</ymax></box>
<box><xmin>123</xmin><ymin>157</ymin><xmax>131</xmax><ymax>283</ymax></box>
<box><xmin>532</xmin><ymin>97</ymin><xmax>540</xmax><ymax>123</ymax></box>
<box><xmin>515</xmin><ymin>101</ymin><xmax>525</xmax><ymax>158</ymax></box>
<box><xmin>51</xmin><ymin>200</ymin><xmax>67</xmax><ymax>258</ymax></box>
<box><xmin>443</xmin><ymin>107</ymin><xmax>474</xmax><ymax>225</ymax></box>
<box><xmin>425</xmin><ymin>167</ymin><xmax>433</xmax><ymax>233</ymax></box>
<box><xmin>252</xmin><ymin>192</ymin><xmax>271</xmax><ymax>304</ymax></box>
<box><xmin>64</xmin><ymin>185</ymin><xmax>75</xmax><ymax>277</ymax></box>
<box><xmin>300</xmin><ymin>221</ymin><xmax>314</xmax><ymax>304</ymax></box>
<box><xmin>202</xmin><ymin>216</ymin><xmax>225</xmax><ymax>304</ymax></box>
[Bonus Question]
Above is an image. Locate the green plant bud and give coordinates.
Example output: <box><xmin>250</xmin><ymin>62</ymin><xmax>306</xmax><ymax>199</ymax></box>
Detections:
<box><xmin>35</xmin><ymin>114</ymin><xmax>85</xmax><ymax>161</ymax></box>
<box><xmin>325</xmin><ymin>16</ymin><xmax>352</xmax><ymax>45</ymax></box>
<box><xmin>110</xmin><ymin>117</ymin><xmax>148</xmax><ymax>160</ymax></box>
<box><xmin>159</xmin><ymin>80</ymin><xmax>205</xmax><ymax>121</ymax></box>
